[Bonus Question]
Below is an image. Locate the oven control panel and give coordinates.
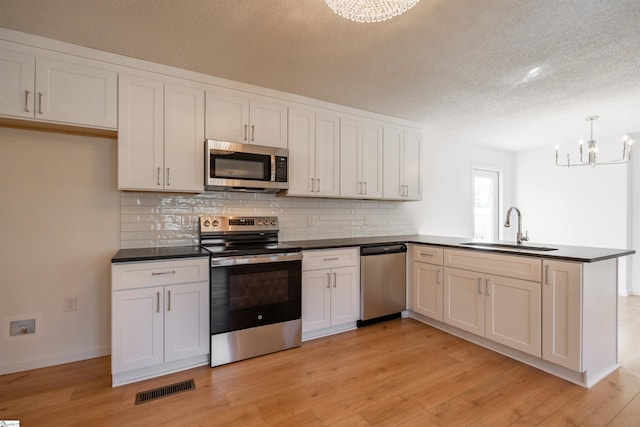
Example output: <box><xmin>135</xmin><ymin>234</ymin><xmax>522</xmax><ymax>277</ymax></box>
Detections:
<box><xmin>200</xmin><ymin>215</ymin><xmax>279</xmax><ymax>233</ymax></box>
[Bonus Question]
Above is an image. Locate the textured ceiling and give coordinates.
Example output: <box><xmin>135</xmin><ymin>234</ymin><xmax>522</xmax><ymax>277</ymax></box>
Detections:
<box><xmin>0</xmin><ymin>0</ymin><xmax>638</xmax><ymax>151</ymax></box>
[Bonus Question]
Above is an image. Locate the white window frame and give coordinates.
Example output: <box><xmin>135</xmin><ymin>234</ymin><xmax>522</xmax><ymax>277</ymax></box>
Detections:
<box><xmin>471</xmin><ymin>165</ymin><xmax>503</xmax><ymax>241</ymax></box>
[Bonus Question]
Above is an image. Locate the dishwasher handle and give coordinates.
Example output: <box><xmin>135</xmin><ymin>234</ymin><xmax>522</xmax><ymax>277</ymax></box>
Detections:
<box><xmin>360</xmin><ymin>244</ymin><xmax>407</xmax><ymax>256</ymax></box>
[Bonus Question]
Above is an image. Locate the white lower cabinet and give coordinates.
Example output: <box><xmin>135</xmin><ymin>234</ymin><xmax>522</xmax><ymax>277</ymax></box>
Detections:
<box><xmin>301</xmin><ymin>248</ymin><xmax>360</xmax><ymax>338</ymax></box>
<box><xmin>111</xmin><ymin>257</ymin><xmax>209</xmax><ymax>386</ymax></box>
<box><xmin>411</xmin><ymin>245</ymin><xmax>444</xmax><ymax>321</ymax></box>
<box><xmin>442</xmin><ymin>251</ymin><xmax>542</xmax><ymax>357</ymax></box>
<box><xmin>542</xmin><ymin>260</ymin><xmax>582</xmax><ymax>371</ymax></box>
<box><xmin>443</xmin><ymin>267</ymin><xmax>541</xmax><ymax>357</ymax></box>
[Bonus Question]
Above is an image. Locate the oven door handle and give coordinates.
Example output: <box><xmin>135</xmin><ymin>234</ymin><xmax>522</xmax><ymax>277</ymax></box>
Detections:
<box><xmin>210</xmin><ymin>252</ymin><xmax>302</xmax><ymax>267</ymax></box>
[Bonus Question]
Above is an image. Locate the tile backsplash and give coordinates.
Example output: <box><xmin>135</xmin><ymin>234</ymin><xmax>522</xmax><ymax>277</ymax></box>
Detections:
<box><xmin>120</xmin><ymin>191</ymin><xmax>422</xmax><ymax>248</ymax></box>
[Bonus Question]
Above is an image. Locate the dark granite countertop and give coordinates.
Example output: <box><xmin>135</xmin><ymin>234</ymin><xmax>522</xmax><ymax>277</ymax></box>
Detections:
<box><xmin>111</xmin><ymin>246</ymin><xmax>209</xmax><ymax>263</ymax></box>
<box><xmin>284</xmin><ymin>234</ymin><xmax>635</xmax><ymax>263</ymax></box>
<box><xmin>111</xmin><ymin>236</ymin><xmax>635</xmax><ymax>264</ymax></box>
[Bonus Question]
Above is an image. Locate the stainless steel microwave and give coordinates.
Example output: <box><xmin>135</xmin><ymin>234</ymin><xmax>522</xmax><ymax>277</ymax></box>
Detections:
<box><xmin>204</xmin><ymin>140</ymin><xmax>288</xmax><ymax>193</ymax></box>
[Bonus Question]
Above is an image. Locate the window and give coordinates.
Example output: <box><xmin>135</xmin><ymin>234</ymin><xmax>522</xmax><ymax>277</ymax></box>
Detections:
<box><xmin>473</xmin><ymin>168</ymin><xmax>500</xmax><ymax>240</ymax></box>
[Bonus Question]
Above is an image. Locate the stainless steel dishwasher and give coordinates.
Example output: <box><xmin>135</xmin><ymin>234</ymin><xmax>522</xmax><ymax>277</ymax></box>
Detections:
<box><xmin>358</xmin><ymin>244</ymin><xmax>407</xmax><ymax>327</ymax></box>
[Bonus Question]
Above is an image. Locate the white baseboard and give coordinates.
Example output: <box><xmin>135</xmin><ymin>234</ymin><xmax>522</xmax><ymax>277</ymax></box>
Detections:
<box><xmin>0</xmin><ymin>346</ymin><xmax>111</xmax><ymax>375</ymax></box>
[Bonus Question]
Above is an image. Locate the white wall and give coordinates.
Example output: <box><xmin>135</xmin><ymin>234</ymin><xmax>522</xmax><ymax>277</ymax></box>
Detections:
<box><xmin>0</xmin><ymin>127</ymin><xmax>120</xmax><ymax>374</ymax></box>
<box><xmin>418</xmin><ymin>137</ymin><xmax>517</xmax><ymax>241</ymax></box>
<box><xmin>515</xmin><ymin>146</ymin><xmax>632</xmax><ymax>294</ymax></box>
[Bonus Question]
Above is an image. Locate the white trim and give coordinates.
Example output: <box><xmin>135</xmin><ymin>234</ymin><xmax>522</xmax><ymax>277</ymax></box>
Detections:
<box><xmin>471</xmin><ymin>164</ymin><xmax>503</xmax><ymax>240</ymax></box>
<box><xmin>0</xmin><ymin>346</ymin><xmax>110</xmax><ymax>375</ymax></box>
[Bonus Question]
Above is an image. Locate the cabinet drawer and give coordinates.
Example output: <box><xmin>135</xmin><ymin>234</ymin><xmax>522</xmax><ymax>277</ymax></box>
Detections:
<box><xmin>444</xmin><ymin>249</ymin><xmax>541</xmax><ymax>282</ymax></box>
<box><xmin>413</xmin><ymin>245</ymin><xmax>444</xmax><ymax>265</ymax></box>
<box><xmin>112</xmin><ymin>257</ymin><xmax>209</xmax><ymax>291</ymax></box>
<box><xmin>302</xmin><ymin>248</ymin><xmax>359</xmax><ymax>271</ymax></box>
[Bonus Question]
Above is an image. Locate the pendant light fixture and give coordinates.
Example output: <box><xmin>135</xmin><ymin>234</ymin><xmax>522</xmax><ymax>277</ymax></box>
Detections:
<box><xmin>555</xmin><ymin>116</ymin><xmax>633</xmax><ymax>168</ymax></box>
<box><xmin>324</xmin><ymin>0</ymin><xmax>421</xmax><ymax>23</ymax></box>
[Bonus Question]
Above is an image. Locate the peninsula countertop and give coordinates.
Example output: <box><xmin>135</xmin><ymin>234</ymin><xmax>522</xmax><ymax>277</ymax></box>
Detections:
<box><xmin>284</xmin><ymin>235</ymin><xmax>635</xmax><ymax>263</ymax></box>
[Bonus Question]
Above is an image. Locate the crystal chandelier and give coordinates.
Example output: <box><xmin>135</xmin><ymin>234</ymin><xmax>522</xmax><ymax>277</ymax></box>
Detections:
<box><xmin>324</xmin><ymin>0</ymin><xmax>421</xmax><ymax>23</ymax></box>
<box><xmin>555</xmin><ymin>116</ymin><xmax>633</xmax><ymax>168</ymax></box>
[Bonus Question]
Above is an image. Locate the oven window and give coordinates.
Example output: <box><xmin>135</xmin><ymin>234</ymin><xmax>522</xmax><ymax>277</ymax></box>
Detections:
<box><xmin>229</xmin><ymin>271</ymin><xmax>288</xmax><ymax>311</ymax></box>
<box><xmin>212</xmin><ymin>153</ymin><xmax>269</xmax><ymax>180</ymax></box>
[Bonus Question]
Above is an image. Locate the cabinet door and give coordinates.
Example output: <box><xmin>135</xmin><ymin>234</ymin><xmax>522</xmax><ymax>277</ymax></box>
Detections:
<box><xmin>330</xmin><ymin>266</ymin><xmax>360</xmax><ymax>326</ymax></box>
<box><xmin>164</xmin><ymin>83</ymin><xmax>205</xmax><ymax>192</ymax></box>
<box><xmin>164</xmin><ymin>282</ymin><xmax>209</xmax><ymax>362</ymax></box>
<box><xmin>485</xmin><ymin>274</ymin><xmax>541</xmax><ymax>357</ymax></box>
<box><xmin>205</xmin><ymin>89</ymin><xmax>249</xmax><ymax>142</ymax></box>
<box><xmin>118</xmin><ymin>74</ymin><xmax>165</xmax><ymax>190</ymax></box>
<box><xmin>361</xmin><ymin>122</ymin><xmax>383</xmax><ymax>198</ymax></box>
<box><xmin>302</xmin><ymin>270</ymin><xmax>332</xmax><ymax>332</ymax></box>
<box><xmin>35</xmin><ymin>56</ymin><xmax>117</xmax><ymax>128</ymax></box>
<box><xmin>0</xmin><ymin>47</ymin><xmax>35</xmax><ymax>119</ymax></box>
<box><xmin>112</xmin><ymin>287</ymin><xmax>164</xmax><ymax>373</ymax></box>
<box><xmin>249</xmin><ymin>99</ymin><xmax>288</xmax><ymax>148</ymax></box>
<box><xmin>315</xmin><ymin>112</ymin><xmax>341</xmax><ymax>197</ymax></box>
<box><xmin>403</xmin><ymin>129</ymin><xmax>422</xmax><ymax>200</ymax></box>
<box><xmin>339</xmin><ymin>118</ymin><xmax>362</xmax><ymax>198</ymax></box>
<box><xmin>287</xmin><ymin>108</ymin><xmax>316</xmax><ymax>196</ymax></box>
<box><xmin>443</xmin><ymin>267</ymin><xmax>484</xmax><ymax>335</ymax></box>
<box><xmin>382</xmin><ymin>126</ymin><xmax>403</xmax><ymax>199</ymax></box>
<box><xmin>542</xmin><ymin>260</ymin><xmax>582</xmax><ymax>371</ymax></box>
<box><xmin>412</xmin><ymin>262</ymin><xmax>443</xmax><ymax>321</ymax></box>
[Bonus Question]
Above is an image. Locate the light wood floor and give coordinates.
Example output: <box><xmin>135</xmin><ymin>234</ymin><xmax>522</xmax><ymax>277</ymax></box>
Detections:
<box><xmin>2</xmin><ymin>296</ymin><xmax>639</xmax><ymax>426</ymax></box>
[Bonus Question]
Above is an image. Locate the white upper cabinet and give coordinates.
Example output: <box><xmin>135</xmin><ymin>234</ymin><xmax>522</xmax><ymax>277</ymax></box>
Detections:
<box><xmin>0</xmin><ymin>44</ymin><xmax>117</xmax><ymax>129</ymax></box>
<box><xmin>340</xmin><ymin>118</ymin><xmax>383</xmax><ymax>199</ymax></box>
<box><xmin>118</xmin><ymin>73</ymin><xmax>204</xmax><ymax>192</ymax></box>
<box><xmin>383</xmin><ymin>126</ymin><xmax>422</xmax><ymax>200</ymax></box>
<box><xmin>0</xmin><ymin>48</ymin><xmax>35</xmax><ymax>119</ymax></box>
<box><xmin>288</xmin><ymin>107</ymin><xmax>340</xmax><ymax>197</ymax></box>
<box><xmin>205</xmin><ymin>87</ymin><xmax>287</xmax><ymax>148</ymax></box>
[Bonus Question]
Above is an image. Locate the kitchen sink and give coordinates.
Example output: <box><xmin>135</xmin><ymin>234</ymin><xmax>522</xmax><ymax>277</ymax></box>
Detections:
<box><xmin>461</xmin><ymin>242</ymin><xmax>558</xmax><ymax>251</ymax></box>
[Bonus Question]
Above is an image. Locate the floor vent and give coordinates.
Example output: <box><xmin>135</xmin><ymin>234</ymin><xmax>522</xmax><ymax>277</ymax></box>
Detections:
<box><xmin>135</xmin><ymin>379</ymin><xmax>195</xmax><ymax>405</ymax></box>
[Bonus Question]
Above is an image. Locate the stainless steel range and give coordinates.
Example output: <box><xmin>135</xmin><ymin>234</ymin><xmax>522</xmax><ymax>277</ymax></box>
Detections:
<box><xmin>199</xmin><ymin>215</ymin><xmax>302</xmax><ymax>367</ymax></box>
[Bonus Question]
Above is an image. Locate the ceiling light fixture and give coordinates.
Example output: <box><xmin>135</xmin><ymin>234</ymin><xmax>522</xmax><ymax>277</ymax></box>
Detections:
<box><xmin>324</xmin><ymin>0</ymin><xmax>420</xmax><ymax>23</ymax></box>
<box><xmin>555</xmin><ymin>116</ymin><xmax>633</xmax><ymax>168</ymax></box>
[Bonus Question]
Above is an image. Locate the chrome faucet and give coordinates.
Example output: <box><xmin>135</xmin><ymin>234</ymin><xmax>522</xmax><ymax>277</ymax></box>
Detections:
<box><xmin>504</xmin><ymin>207</ymin><xmax>529</xmax><ymax>245</ymax></box>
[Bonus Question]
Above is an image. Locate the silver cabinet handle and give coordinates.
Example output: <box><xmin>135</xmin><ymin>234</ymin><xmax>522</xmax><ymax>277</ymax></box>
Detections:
<box><xmin>364</xmin><ymin>182</ymin><xmax>368</xmax><ymax>195</ymax></box>
<box><xmin>243</xmin><ymin>124</ymin><xmax>248</xmax><ymax>141</ymax></box>
<box><xmin>326</xmin><ymin>272</ymin><xmax>331</xmax><ymax>289</ymax></box>
<box><xmin>167</xmin><ymin>290</ymin><xmax>171</xmax><ymax>311</ymax></box>
<box><xmin>156</xmin><ymin>291</ymin><xmax>160</xmax><ymax>313</ymax></box>
<box><xmin>24</xmin><ymin>89</ymin><xmax>30</xmax><ymax>112</ymax></box>
<box><xmin>166</xmin><ymin>168</ymin><xmax>170</xmax><ymax>186</ymax></box>
<box><xmin>485</xmin><ymin>279</ymin><xmax>490</xmax><ymax>296</ymax></box>
<box><xmin>544</xmin><ymin>264</ymin><xmax>550</xmax><ymax>286</ymax></box>
<box><xmin>333</xmin><ymin>272</ymin><xmax>337</xmax><ymax>287</ymax></box>
<box><xmin>477</xmin><ymin>277</ymin><xmax>483</xmax><ymax>295</ymax></box>
<box><xmin>436</xmin><ymin>269</ymin><xmax>442</xmax><ymax>285</ymax></box>
<box><xmin>151</xmin><ymin>270</ymin><xmax>176</xmax><ymax>276</ymax></box>
<box><xmin>251</xmin><ymin>124</ymin><xmax>255</xmax><ymax>142</ymax></box>
<box><xmin>317</xmin><ymin>178</ymin><xmax>320</xmax><ymax>193</ymax></box>
<box><xmin>38</xmin><ymin>92</ymin><xmax>43</xmax><ymax>114</ymax></box>
<box><xmin>419</xmin><ymin>252</ymin><xmax>434</xmax><ymax>257</ymax></box>
<box><xmin>311</xmin><ymin>178</ymin><xmax>315</xmax><ymax>193</ymax></box>
<box><xmin>157</xmin><ymin>167</ymin><xmax>162</xmax><ymax>186</ymax></box>
<box><xmin>358</xmin><ymin>181</ymin><xmax>363</xmax><ymax>195</ymax></box>
<box><xmin>323</xmin><ymin>257</ymin><xmax>339</xmax><ymax>261</ymax></box>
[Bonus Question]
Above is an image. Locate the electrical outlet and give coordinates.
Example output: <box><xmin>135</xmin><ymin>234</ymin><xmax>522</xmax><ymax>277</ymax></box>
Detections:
<box><xmin>63</xmin><ymin>296</ymin><xmax>77</xmax><ymax>312</ymax></box>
